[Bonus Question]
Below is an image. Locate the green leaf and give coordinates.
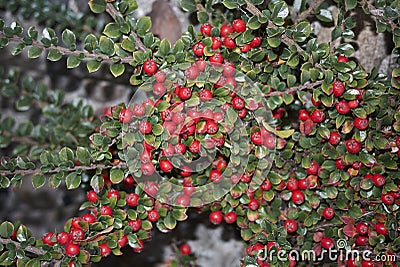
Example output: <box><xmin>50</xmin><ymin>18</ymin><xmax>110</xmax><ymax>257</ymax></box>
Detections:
<box><xmin>27</xmin><ymin>46</ymin><xmax>42</xmax><ymax>59</ymax></box>
<box><xmin>62</xmin><ymin>29</ymin><xmax>76</xmax><ymax>50</ymax></box>
<box><xmin>84</xmin><ymin>34</ymin><xmax>98</xmax><ymax>52</ymax></box>
<box><xmin>110</xmin><ymin>168</ymin><xmax>124</xmax><ymax>184</ymax></box>
<box><xmin>25</xmin><ymin>258</ymin><xmax>40</xmax><ymax>267</ymax></box>
<box><xmin>76</xmin><ymin>147</ymin><xmax>91</xmax><ymax>166</ymax></box>
<box><xmin>122</xmin><ymin>38</ymin><xmax>136</xmax><ymax>52</ymax></box>
<box><xmin>99</xmin><ymin>36</ymin><xmax>115</xmax><ymax>56</ymax></box>
<box><xmin>159</xmin><ymin>39</ymin><xmax>171</xmax><ymax>57</ymax></box>
<box><xmin>136</xmin><ymin>16</ymin><xmax>152</xmax><ymax>37</ymax></box>
<box><xmin>122</xmin><ymin>0</ymin><xmax>139</xmax><ymax>14</ymax></box>
<box><xmin>180</xmin><ymin>0</ymin><xmax>197</xmax><ymax>12</ymax></box>
<box><xmin>89</xmin><ymin>0</ymin><xmax>107</xmax><ymax>13</ymax></box>
<box><xmin>0</xmin><ymin>221</ymin><xmax>14</xmax><ymax>238</ymax></box>
<box><xmin>110</xmin><ymin>64</ymin><xmax>125</xmax><ymax>77</ymax></box>
<box><xmin>103</xmin><ymin>22</ymin><xmax>121</xmax><ymax>38</ymax></box>
<box><xmin>164</xmin><ymin>214</ymin><xmax>177</xmax><ymax>229</ymax></box>
<box><xmin>345</xmin><ymin>0</ymin><xmax>357</xmax><ymax>10</ymax></box>
<box><xmin>87</xmin><ymin>60</ymin><xmax>102</xmax><ymax>73</ymax></box>
<box><xmin>65</xmin><ymin>172</ymin><xmax>81</xmax><ymax>190</ymax></box>
<box><xmin>275</xmin><ymin>129</ymin><xmax>294</xmax><ymax>138</ymax></box>
<box><xmin>47</xmin><ymin>49</ymin><xmax>62</xmax><ymax>61</ymax></box>
<box><xmin>197</xmin><ymin>11</ymin><xmax>209</xmax><ymax>24</ymax></box>
<box><xmin>67</xmin><ymin>55</ymin><xmax>81</xmax><ymax>68</ymax></box>
<box><xmin>32</xmin><ymin>174</ymin><xmax>46</xmax><ymax>189</ymax></box>
<box><xmin>16</xmin><ymin>95</ymin><xmax>33</xmax><ymax>111</ymax></box>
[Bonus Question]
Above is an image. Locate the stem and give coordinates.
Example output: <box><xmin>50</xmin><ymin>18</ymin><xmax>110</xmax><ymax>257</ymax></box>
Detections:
<box><xmin>245</xmin><ymin>2</ymin><xmax>306</xmax><ymax>54</ymax></box>
<box><xmin>105</xmin><ymin>3</ymin><xmax>147</xmax><ymax>52</ymax></box>
<box><xmin>360</xmin><ymin>0</ymin><xmax>396</xmax><ymax>31</ymax></box>
<box><xmin>0</xmin><ymin>162</ymin><xmax>126</xmax><ymax>177</ymax></box>
<box><xmin>294</xmin><ymin>0</ymin><xmax>325</xmax><ymax>24</ymax></box>
<box><xmin>264</xmin><ymin>80</ymin><xmax>324</xmax><ymax>97</ymax></box>
<box><xmin>0</xmin><ymin>237</ymin><xmax>47</xmax><ymax>255</ymax></box>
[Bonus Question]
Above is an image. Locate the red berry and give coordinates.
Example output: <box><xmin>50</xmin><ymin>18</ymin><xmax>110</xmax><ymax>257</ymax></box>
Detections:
<box><xmin>107</xmin><ymin>189</ymin><xmax>120</xmax><ymax>200</ymax></box>
<box><xmin>153</xmin><ymin>82</ymin><xmax>166</xmax><ymax>96</ymax></box>
<box><xmin>354</xmin><ymin>117</ymin><xmax>368</xmax><ymax>130</ymax></box>
<box><xmin>143</xmin><ymin>60</ymin><xmax>158</xmax><ymax>75</ymax></box>
<box><xmin>117</xmin><ymin>235</ymin><xmax>128</xmax><ymax>248</ymax></box>
<box><xmin>189</xmin><ymin>140</ymin><xmax>201</xmax><ymax>153</ymax></box>
<box><xmin>126</xmin><ymin>193</ymin><xmax>140</xmax><ymax>207</ymax></box>
<box><xmin>176</xmin><ymin>194</ymin><xmax>191</xmax><ymax>206</ymax></box>
<box><xmin>306</xmin><ymin>161</ymin><xmax>319</xmax><ymax>175</ymax></box>
<box><xmin>209</xmin><ymin>210</ymin><xmax>223</xmax><ymax>224</ymax></box>
<box><xmin>128</xmin><ymin>218</ymin><xmax>142</xmax><ymax>232</ymax></box>
<box><xmin>200</xmin><ymin>23</ymin><xmax>212</xmax><ymax>36</ymax></box>
<box><xmin>332</xmin><ymin>80</ymin><xmax>345</xmax><ymax>97</ymax></box>
<box><xmin>298</xmin><ymin>109</ymin><xmax>310</xmax><ymax>121</ymax></box>
<box><xmin>261</xmin><ymin>179</ymin><xmax>272</xmax><ymax>191</ymax></box>
<box><xmin>356</xmin><ymin>222</ymin><xmax>369</xmax><ymax>235</ymax></box>
<box><xmin>232</xmin><ymin>96</ymin><xmax>245</xmax><ymax>110</ymax></box>
<box><xmin>199</xmin><ymin>89</ymin><xmax>213</xmax><ymax>101</ymax></box>
<box><xmin>133</xmin><ymin>104</ymin><xmax>145</xmax><ymax>117</ymax></box>
<box><xmin>238</xmin><ymin>108</ymin><xmax>247</xmax><ymax>118</ymax></box>
<box><xmin>154</xmin><ymin>71</ymin><xmax>166</xmax><ymax>83</ymax></box>
<box><xmin>196</xmin><ymin>59</ymin><xmax>207</xmax><ymax>71</ymax></box>
<box><xmin>56</xmin><ymin>231</ymin><xmax>70</xmax><ymax>245</ymax></box>
<box><xmin>396</xmin><ymin>136</ymin><xmax>400</xmax><ymax>148</ymax></box>
<box><xmin>336</xmin><ymin>100</ymin><xmax>350</xmax><ymax>114</ymax></box>
<box><xmin>119</xmin><ymin>108</ymin><xmax>133</xmax><ymax>123</ymax></box>
<box><xmin>361</xmin><ymin>259</ymin><xmax>373</xmax><ymax>267</ymax></box>
<box><xmin>99</xmin><ymin>205</ymin><xmax>113</xmax><ymax>216</ymax></box>
<box><xmin>336</xmin><ymin>158</ymin><xmax>346</xmax><ymax>169</ymax></box>
<box><xmin>179</xmin><ymin>166</ymin><xmax>192</xmax><ymax>177</ymax></box>
<box><xmin>223</xmin><ymin>37</ymin><xmax>236</xmax><ymax>49</ymax></box>
<box><xmin>65</xmin><ymin>243</ymin><xmax>80</xmax><ymax>257</ymax></box>
<box><xmin>206</xmin><ymin>120</ymin><xmax>219</xmax><ymax>134</ymax></box>
<box><xmin>69</xmin><ymin>227</ymin><xmax>85</xmax><ymax>241</ymax></box>
<box><xmin>297</xmin><ymin>178</ymin><xmax>308</xmax><ymax>190</ymax></box>
<box><xmin>211</xmin><ymin>37</ymin><xmax>223</xmax><ymax>50</ymax></box>
<box><xmin>284</xmin><ymin>219</ymin><xmax>298</xmax><ymax>233</ymax></box>
<box><xmin>140</xmin><ymin>150</ymin><xmax>152</xmax><ymax>163</ymax></box>
<box><xmin>178</xmin><ymin>86</ymin><xmax>192</xmax><ymax>101</ymax></box>
<box><xmin>174</xmin><ymin>143</ymin><xmax>186</xmax><ymax>154</ymax></box>
<box><xmin>372</xmin><ymin>174</ymin><xmax>385</xmax><ymax>186</ymax></box>
<box><xmin>248</xmin><ymin>199</ymin><xmax>259</xmax><ymax>210</ymax></box>
<box><xmin>81</xmin><ymin>213</ymin><xmax>96</xmax><ymax>224</ymax></box>
<box><xmin>251</xmin><ymin>131</ymin><xmax>263</xmax><ymax>146</ymax></box>
<box><xmin>159</xmin><ymin>159</ymin><xmax>173</xmax><ymax>172</ymax></box>
<box><xmin>180</xmin><ymin>243</ymin><xmax>192</xmax><ymax>255</ymax></box>
<box><xmin>355</xmin><ymin>235</ymin><xmax>368</xmax><ymax>246</ymax></box>
<box><xmin>99</xmin><ymin>243</ymin><xmax>111</xmax><ymax>257</ymax></box>
<box><xmin>141</xmin><ymin>162</ymin><xmax>155</xmax><ymax>176</ymax></box>
<box><xmin>337</xmin><ymin>55</ymin><xmax>349</xmax><ymax>63</ymax></box>
<box><xmin>347</xmin><ymin>258</ymin><xmax>357</xmax><ymax>267</ymax></box>
<box><xmin>322</xmin><ymin>207</ymin><xmax>335</xmax><ymax>220</ymax></box>
<box><xmin>240</xmin><ymin>44</ymin><xmax>251</xmax><ymax>52</ymax></box>
<box><xmin>321</xmin><ymin>237</ymin><xmax>334</xmax><ymax>250</ymax></box>
<box><xmin>291</xmin><ymin>190</ymin><xmax>305</xmax><ymax>205</ymax></box>
<box><xmin>311</xmin><ymin>109</ymin><xmax>326</xmax><ymax>123</ymax></box>
<box><xmin>71</xmin><ymin>217</ymin><xmax>83</xmax><ymax>229</ymax></box>
<box><xmin>345</xmin><ymin>138</ymin><xmax>361</xmax><ymax>154</ymax></box>
<box><xmin>42</xmin><ymin>232</ymin><xmax>55</xmax><ymax>246</ymax></box>
<box><xmin>139</xmin><ymin>121</ymin><xmax>152</xmax><ymax>134</ymax></box>
<box><xmin>375</xmin><ymin>223</ymin><xmax>388</xmax><ymax>235</ymax></box>
<box><xmin>133</xmin><ymin>238</ymin><xmax>144</xmax><ymax>253</ymax></box>
<box><xmin>232</xmin><ymin>19</ymin><xmax>246</xmax><ymax>32</ymax></box>
<box><xmin>220</xmin><ymin>24</ymin><xmax>233</xmax><ymax>37</ymax></box>
<box><xmin>209</xmin><ymin>52</ymin><xmax>224</xmax><ymax>64</ymax></box>
<box><xmin>381</xmin><ymin>193</ymin><xmax>395</xmax><ymax>205</ymax></box>
<box><xmin>209</xmin><ymin>169</ymin><xmax>222</xmax><ymax>183</ymax></box>
<box><xmin>328</xmin><ymin>131</ymin><xmax>341</xmax><ymax>145</ymax></box>
<box><xmin>147</xmin><ymin>210</ymin><xmax>160</xmax><ymax>222</ymax></box>
<box><xmin>286</xmin><ymin>177</ymin><xmax>298</xmax><ymax>191</ymax></box>
<box><xmin>224</xmin><ymin>211</ymin><xmax>237</xmax><ymax>224</ymax></box>
<box><xmin>87</xmin><ymin>190</ymin><xmax>98</xmax><ymax>202</ymax></box>
<box><xmin>348</xmin><ymin>99</ymin><xmax>359</xmax><ymax>109</ymax></box>
<box><xmin>250</xmin><ymin>36</ymin><xmax>262</xmax><ymax>48</ymax></box>
<box><xmin>193</xmin><ymin>42</ymin><xmax>205</xmax><ymax>57</ymax></box>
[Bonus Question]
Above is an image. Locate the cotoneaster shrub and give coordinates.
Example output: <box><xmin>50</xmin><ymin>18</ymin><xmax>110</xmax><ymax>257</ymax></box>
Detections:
<box><xmin>0</xmin><ymin>0</ymin><xmax>399</xmax><ymax>266</ymax></box>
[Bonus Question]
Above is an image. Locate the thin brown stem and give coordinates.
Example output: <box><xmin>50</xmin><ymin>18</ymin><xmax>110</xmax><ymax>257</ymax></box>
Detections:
<box><xmin>264</xmin><ymin>80</ymin><xmax>324</xmax><ymax>97</ymax></box>
<box><xmin>105</xmin><ymin>3</ymin><xmax>147</xmax><ymax>52</ymax></box>
<box><xmin>360</xmin><ymin>0</ymin><xmax>396</xmax><ymax>31</ymax></box>
<box><xmin>0</xmin><ymin>237</ymin><xmax>47</xmax><ymax>255</ymax></box>
<box><xmin>294</xmin><ymin>0</ymin><xmax>325</xmax><ymax>24</ymax></box>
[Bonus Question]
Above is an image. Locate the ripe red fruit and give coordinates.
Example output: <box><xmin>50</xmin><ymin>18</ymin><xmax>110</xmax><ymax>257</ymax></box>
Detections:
<box><xmin>179</xmin><ymin>166</ymin><xmax>192</xmax><ymax>177</ymax></box>
<box><xmin>148</xmin><ymin>210</ymin><xmax>160</xmax><ymax>222</ymax></box>
<box><xmin>311</xmin><ymin>109</ymin><xmax>326</xmax><ymax>123</ymax></box>
<box><xmin>81</xmin><ymin>213</ymin><xmax>96</xmax><ymax>224</ymax></box>
<box><xmin>178</xmin><ymin>86</ymin><xmax>192</xmax><ymax>100</ymax></box>
<box><xmin>332</xmin><ymin>80</ymin><xmax>345</xmax><ymax>97</ymax></box>
<box><xmin>232</xmin><ymin>19</ymin><xmax>246</xmax><ymax>32</ymax></box>
<box><xmin>356</xmin><ymin>222</ymin><xmax>369</xmax><ymax>235</ymax></box>
<box><xmin>117</xmin><ymin>235</ymin><xmax>128</xmax><ymax>248</ymax></box>
<box><xmin>133</xmin><ymin>104</ymin><xmax>145</xmax><ymax>117</ymax></box>
<box><xmin>284</xmin><ymin>219</ymin><xmax>298</xmax><ymax>233</ymax></box>
<box><xmin>336</xmin><ymin>100</ymin><xmax>350</xmax><ymax>114</ymax></box>
<box><xmin>211</xmin><ymin>37</ymin><xmax>223</xmax><ymax>50</ymax></box>
<box><xmin>224</xmin><ymin>211</ymin><xmax>237</xmax><ymax>224</ymax></box>
<box><xmin>126</xmin><ymin>193</ymin><xmax>140</xmax><ymax>207</ymax></box>
<box><xmin>132</xmin><ymin>238</ymin><xmax>144</xmax><ymax>253</ymax></box>
<box><xmin>286</xmin><ymin>177</ymin><xmax>298</xmax><ymax>191</ymax></box>
<box><xmin>209</xmin><ymin>52</ymin><xmax>224</xmax><ymax>64</ymax></box>
<box><xmin>128</xmin><ymin>218</ymin><xmax>142</xmax><ymax>232</ymax></box>
<box><xmin>87</xmin><ymin>190</ymin><xmax>98</xmax><ymax>202</ymax></box>
<box><xmin>223</xmin><ymin>37</ymin><xmax>236</xmax><ymax>49</ymax></box>
<box><xmin>238</xmin><ymin>108</ymin><xmax>247</xmax><ymax>119</ymax></box>
<box><xmin>189</xmin><ymin>140</ymin><xmax>201</xmax><ymax>153</ymax></box>
<box><xmin>306</xmin><ymin>161</ymin><xmax>319</xmax><ymax>175</ymax></box>
<box><xmin>321</xmin><ymin>237</ymin><xmax>334</xmax><ymax>249</ymax></box>
<box><xmin>298</xmin><ymin>109</ymin><xmax>310</xmax><ymax>121</ymax></box>
<box><xmin>206</xmin><ymin>120</ymin><xmax>219</xmax><ymax>134</ymax></box>
<box><xmin>209</xmin><ymin>169</ymin><xmax>222</xmax><ymax>183</ymax></box>
<box><xmin>250</xmin><ymin>36</ymin><xmax>262</xmax><ymax>48</ymax></box>
<box><xmin>154</xmin><ymin>71</ymin><xmax>166</xmax><ymax>83</ymax></box>
<box><xmin>240</xmin><ymin>44</ymin><xmax>251</xmax><ymax>52</ymax></box>
<box><xmin>251</xmin><ymin>131</ymin><xmax>263</xmax><ymax>146</ymax></box>
<box><xmin>199</xmin><ymin>89</ymin><xmax>213</xmax><ymax>101</ymax></box>
<box><xmin>347</xmin><ymin>258</ymin><xmax>357</xmax><ymax>267</ymax></box>
<box><xmin>345</xmin><ymin>139</ymin><xmax>361</xmax><ymax>154</ymax></box>
<box><xmin>196</xmin><ymin>59</ymin><xmax>207</xmax><ymax>71</ymax></box>
<box><xmin>56</xmin><ymin>231</ymin><xmax>70</xmax><ymax>245</ymax></box>
<box><xmin>139</xmin><ymin>121</ymin><xmax>152</xmax><ymax>134</ymax></box>
<box><xmin>261</xmin><ymin>179</ymin><xmax>272</xmax><ymax>191</ymax></box>
<box><xmin>65</xmin><ymin>243</ymin><xmax>80</xmax><ymax>257</ymax></box>
<box><xmin>174</xmin><ymin>143</ymin><xmax>186</xmax><ymax>154</ymax></box>
<box><xmin>232</xmin><ymin>96</ymin><xmax>245</xmax><ymax>110</ymax></box>
<box><xmin>152</xmin><ymin>82</ymin><xmax>166</xmax><ymax>96</ymax></box>
<box><xmin>248</xmin><ymin>199</ymin><xmax>259</xmax><ymax>210</ymax></box>
<box><xmin>69</xmin><ymin>227</ymin><xmax>85</xmax><ymax>241</ymax></box>
<box><xmin>297</xmin><ymin>178</ymin><xmax>308</xmax><ymax>190</ymax></box>
<box><xmin>335</xmin><ymin>158</ymin><xmax>346</xmax><ymax>169</ymax></box>
<box><xmin>42</xmin><ymin>232</ymin><xmax>55</xmax><ymax>246</ymax></box>
<box><xmin>375</xmin><ymin>223</ymin><xmax>388</xmax><ymax>235</ymax></box>
<box><xmin>193</xmin><ymin>42</ymin><xmax>205</xmax><ymax>57</ymax></box>
<box><xmin>328</xmin><ymin>131</ymin><xmax>341</xmax><ymax>145</ymax></box>
<box><xmin>176</xmin><ymin>194</ymin><xmax>191</xmax><ymax>206</ymax></box>
<box><xmin>381</xmin><ymin>193</ymin><xmax>394</xmax><ymax>205</ymax></box>
<box><xmin>322</xmin><ymin>207</ymin><xmax>335</xmax><ymax>220</ymax></box>
<box><xmin>337</xmin><ymin>55</ymin><xmax>349</xmax><ymax>62</ymax></box>
<box><xmin>159</xmin><ymin>159</ymin><xmax>173</xmax><ymax>172</ymax></box>
<box><xmin>372</xmin><ymin>174</ymin><xmax>385</xmax><ymax>186</ymax></box>
<box><xmin>355</xmin><ymin>235</ymin><xmax>368</xmax><ymax>246</ymax></box>
<box><xmin>107</xmin><ymin>189</ymin><xmax>120</xmax><ymax>200</ymax></box>
<box><xmin>99</xmin><ymin>205</ymin><xmax>113</xmax><ymax>216</ymax></box>
<box><xmin>140</xmin><ymin>150</ymin><xmax>152</xmax><ymax>163</ymax></box>
<box><xmin>209</xmin><ymin>210</ymin><xmax>223</xmax><ymax>225</ymax></box>
<box><xmin>143</xmin><ymin>60</ymin><xmax>158</xmax><ymax>75</ymax></box>
<box><xmin>180</xmin><ymin>243</ymin><xmax>192</xmax><ymax>255</ymax></box>
<box><xmin>291</xmin><ymin>190</ymin><xmax>305</xmax><ymax>205</ymax></box>
<box><xmin>396</xmin><ymin>136</ymin><xmax>400</xmax><ymax>148</ymax></box>
<box><xmin>348</xmin><ymin>99</ymin><xmax>359</xmax><ymax>109</ymax></box>
<box><xmin>354</xmin><ymin>117</ymin><xmax>368</xmax><ymax>130</ymax></box>
<box><xmin>119</xmin><ymin>108</ymin><xmax>133</xmax><ymax>123</ymax></box>
<box><xmin>71</xmin><ymin>217</ymin><xmax>83</xmax><ymax>229</ymax></box>
<box><xmin>200</xmin><ymin>23</ymin><xmax>212</xmax><ymax>36</ymax></box>
<box><xmin>141</xmin><ymin>162</ymin><xmax>155</xmax><ymax>176</ymax></box>
<box><xmin>361</xmin><ymin>259</ymin><xmax>373</xmax><ymax>267</ymax></box>
<box><xmin>99</xmin><ymin>243</ymin><xmax>111</xmax><ymax>257</ymax></box>
<box><xmin>220</xmin><ymin>24</ymin><xmax>233</xmax><ymax>37</ymax></box>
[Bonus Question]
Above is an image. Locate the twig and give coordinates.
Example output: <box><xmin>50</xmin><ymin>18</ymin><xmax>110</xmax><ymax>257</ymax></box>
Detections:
<box><xmin>105</xmin><ymin>3</ymin><xmax>147</xmax><ymax>52</ymax></box>
<box><xmin>294</xmin><ymin>0</ymin><xmax>325</xmax><ymax>24</ymax></box>
<box><xmin>245</xmin><ymin>2</ymin><xmax>306</xmax><ymax>54</ymax></box>
<box><xmin>359</xmin><ymin>0</ymin><xmax>396</xmax><ymax>31</ymax></box>
<box><xmin>0</xmin><ymin>237</ymin><xmax>47</xmax><ymax>255</ymax></box>
<box><xmin>0</xmin><ymin>162</ymin><xmax>127</xmax><ymax>177</ymax></box>
<box><xmin>264</xmin><ymin>80</ymin><xmax>324</xmax><ymax>97</ymax></box>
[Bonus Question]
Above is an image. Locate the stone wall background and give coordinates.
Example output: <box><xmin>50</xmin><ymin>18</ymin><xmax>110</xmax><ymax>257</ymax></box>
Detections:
<box><xmin>0</xmin><ymin>0</ymin><xmax>397</xmax><ymax>266</ymax></box>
